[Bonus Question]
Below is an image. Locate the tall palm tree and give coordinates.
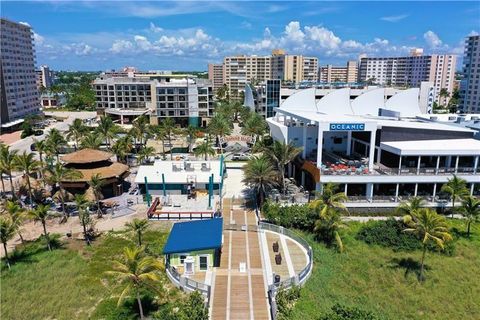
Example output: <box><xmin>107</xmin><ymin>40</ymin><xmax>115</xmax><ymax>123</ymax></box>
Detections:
<box><xmin>184</xmin><ymin>125</ymin><xmax>199</xmax><ymax>153</ymax></box>
<box><xmin>4</xmin><ymin>200</ymin><xmax>26</xmax><ymax>244</ymax></box>
<box><xmin>241</xmin><ymin>112</ymin><xmax>268</xmax><ymax>142</ymax></box>
<box><xmin>131</xmin><ymin>115</ymin><xmax>150</xmax><ymax>148</ymax></box>
<box><xmin>13</xmin><ymin>151</ymin><xmax>40</xmax><ymax>206</ymax></box>
<box><xmin>104</xmin><ymin>246</ymin><xmax>164</xmax><ymax>319</ymax></box>
<box><xmin>67</xmin><ymin>118</ymin><xmax>87</xmax><ymax>150</ymax></box>
<box><xmin>81</xmin><ymin>132</ymin><xmax>104</xmax><ymax>150</ymax></box>
<box><xmin>149</xmin><ymin>125</ymin><xmax>167</xmax><ymax>159</ymax></box>
<box><xmin>266</xmin><ymin>140</ymin><xmax>302</xmax><ymax>195</ymax></box>
<box><xmin>159</xmin><ymin>118</ymin><xmax>176</xmax><ymax>160</ymax></box>
<box><xmin>75</xmin><ymin>193</ymin><xmax>92</xmax><ymax>245</ymax></box>
<box><xmin>396</xmin><ymin>196</ymin><xmax>425</xmax><ymax>216</ymax></box>
<box><xmin>403</xmin><ymin>208</ymin><xmax>452</xmax><ymax>280</ymax></box>
<box><xmin>242</xmin><ymin>156</ymin><xmax>278</xmax><ymax>207</ymax></box>
<box><xmin>313</xmin><ymin>207</ymin><xmax>348</xmax><ymax>253</ymax></box>
<box><xmin>0</xmin><ymin>145</ymin><xmax>18</xmax><ymax>199</ymax></box>
<box><xmin>125</xmin><ymin>218</ymin><xmax>149</xmax><ymax>247</ymax></box>
<box><xmin>459</xmin><ymin>196</ymin><xmax>480</xmax><ymax>237</ymax></box>
<box><xmin>208</xmin><ymin>114</ymin><xmax>232</xmax><ymax>154</ymax></box>
<box><xmin>45</xmin><ymin>128</ymin><xmax>67</xmax><ymax>162</ymax></box>
<box><xmin>441</xmin><ymin>175</ymin><xmax>469</xmax><ymax>217</ymax></box>
<box><xmin>112</xmin><ymin>135</ymin><xmax>133</xmax><ymax>163</ymax></box>
<box><xmin>46</xmin><ymin>163</ymin><xmax>83</xmax><ymax>221</ymax></box>
<box><xmin>96</xmin><ymin>115</ymin><xmax>119</xmax><ymax>147</ymax></box>
<box><xmin>0</xmin><ymin>215</ymin><xmax>18</xmax><ymax>269</ymax></box>
<box><xmin>309</xmin><ymin>183</ymin><xmax>348</xmax><ymax>218</ymax></box>
<box><xmin>88</xmin><ymin>173</ymin><xmax>105</xmax><ymax>218</ymax></box>
<box><xmin>29</xmin><ymin>204</ymin><xmax>54</xmax><ymax>251</ymax></box>
<box><xmin>137</xmin><ymin>146</ymin><xmax>155</xmax><ymax>165</ymax></box>
<box><xmin>34</xmin><ymin>139</ymin><xmax>50</xmax><ymax>183</ymax></box>
<box><xmin>194</xmin><ymin>139</ymin><xmax>215</xmax><ymax>161</ymax></box>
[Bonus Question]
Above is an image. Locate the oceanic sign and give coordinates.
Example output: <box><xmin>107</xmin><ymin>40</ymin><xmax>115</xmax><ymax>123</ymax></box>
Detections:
<box><xmin>329</xmin><ymin>123</ymin><xmax>365</xmax><ymax>131</ymax></box>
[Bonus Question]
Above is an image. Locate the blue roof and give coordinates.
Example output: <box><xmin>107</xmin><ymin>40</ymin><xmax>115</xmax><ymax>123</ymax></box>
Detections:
<box><xmin>163</xmin><ymin>218</ymin><xmax>223</xmax><ymax>254</ymax></box>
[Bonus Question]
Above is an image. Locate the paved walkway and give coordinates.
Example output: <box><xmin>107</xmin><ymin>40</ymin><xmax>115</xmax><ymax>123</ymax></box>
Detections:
<box><xmin>210</xmin><ymin>199</ymin><xmax>270</xmax><ymax>320</ymax></box>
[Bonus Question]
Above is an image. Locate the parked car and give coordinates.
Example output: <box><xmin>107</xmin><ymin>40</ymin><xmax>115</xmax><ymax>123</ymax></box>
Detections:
<box><xmin>30</xmin><ymin>143</ymin><xmax>37</xmax><ymax>151</ymax></box>
<box><xmin>232</xmin><ymin>153</ymin><xmax>250</xmax><ymax>161</ymax></box>
<box><xmin>34</xmin><ymin>129</ymin><xmax>43</xmax><ymax>136</ymax></box>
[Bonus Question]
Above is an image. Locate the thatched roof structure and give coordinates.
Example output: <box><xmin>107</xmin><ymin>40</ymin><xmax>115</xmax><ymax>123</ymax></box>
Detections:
<box><xmin>84</xmin><ymin>186</ymin><xmax>104</xmax><ymax>202</ymax></box>
<box><xmin>61</xmin><ymin>163</ymin><xmax>129</xmax><ymax>183</ymax></box>
<box><xmin>61</xmin><ymin>148</ymin><xmax>113</xmax><ymax>164</ymax></box>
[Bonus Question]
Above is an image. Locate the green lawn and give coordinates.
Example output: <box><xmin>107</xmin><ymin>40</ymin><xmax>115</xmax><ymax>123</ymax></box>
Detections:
<box><xmin>0</xmin><ymin>227</ymin><xmax>171</xmax><ymax>320</ymax></box>
<box><xmin>290</xmin><ymin>220</ymin><xmax>480</xmax><ymax>320</ymax></box>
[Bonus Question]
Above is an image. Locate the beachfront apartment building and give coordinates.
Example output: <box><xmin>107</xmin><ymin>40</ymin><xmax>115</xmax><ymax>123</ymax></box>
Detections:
<box><xmin>207</xmin><ymin>63</ymin><xmax>224</xmax><ymax>93</ymax></box>
<box><xmin>266</xmin><ymin>87</ymin><xmax>480</xmax><ymax>208</ymax></box>
<box><xmin>358</xmin><ymin>49</ymin><xmax>456</xmax><ymax>105</ymax></box>
<box><xmin>319</xmin><ymin>61</ymin><xmax>358</xmax><ymax>83</ymax></box>
<box><xmin>0</xmin><ymin>18</ymin><xmax>40</xmax><ymax>131</ymax></box>
<box><xmin>93</xmin><ymin>73</ymin><xmax>214</xmax><ymax>127</ymax></box>
<box><xmin>460</xmin><ymin>35</ymin><xmax>480</xmax><ymax>113</ymax></box>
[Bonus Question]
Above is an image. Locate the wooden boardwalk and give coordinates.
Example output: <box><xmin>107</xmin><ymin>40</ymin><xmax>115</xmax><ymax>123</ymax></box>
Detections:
<box><xmin>211</xmin><ymin>199</ymin><xmax>270</xmax><ymax>319</ymax></box>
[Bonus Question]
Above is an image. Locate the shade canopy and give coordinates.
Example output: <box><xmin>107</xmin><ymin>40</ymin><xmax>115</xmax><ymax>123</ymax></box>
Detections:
<box><xmin>163</xmin><ymin>218</ymin><xmax>223</xmax><ymax>254</ymax></box>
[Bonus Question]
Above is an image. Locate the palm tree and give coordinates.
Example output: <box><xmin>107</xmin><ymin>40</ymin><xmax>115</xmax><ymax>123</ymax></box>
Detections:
<box><xmin>310</xmin><ymin>182</ymin><xmax>348</xmax><ymax>218</ymax></box>
<box><xmin>441</xmin><ymin>175</ymin><xmax>469</xmax><ymax>217</ymax></box>
<box><xmin>208</xmin><ymin>114</ymin><xmax>232</xmax><ymax>154</ymax></box>
<box><xmin>29</xmin><ymin>204</ymin><xmax>54</xmax><ymax>251</ymax></box>
<box><xmin>46</xmin><ymin>163</ymin><xmax>83</xmax><ymax>221</ymax></box>
<box><xmin>34</xmin><ymin>139</ymin><xmax>50</xmax><ymax>183</ymax></box>
<box><xmin>125</xmin><ymin>218</ymin><xmax>149</xmax><ymax>246</ymax></box>
<box><xmin>81</xmin><ymin>132</ymin><xmax>104</xmax><ymax>150</ymax></box>
<box><xmin>241</xmin><ymin>112</ymin><xmax>268</xmax><ymax>142</ymax></box>
<box><xmin>242</xmin><ymin>156</ymin><xmax>278</xmax><ymax>207</ymax></box>
<box><xmin>96</xmin><ymin>115</ymin><xmax>119</xmax><ymax>147</ymax></box>
<box><xmin>131</xmin><ymin>115</ymin><xmax>150</xmax><ymax>148</ymax></box>
<box><xmin>159</xmin><ymin>118</ymin><xmax>176</xmax><ymax>160</ymax></box>
<box><xmin>45</xmin><ymin>128</ymin><xmax>67</xmax><ymax>162</ymax></box>
<box><xmin>0</xmin><ymin>145</ymin><xmax>18</xmax><ymax>198</ymax></box>
<box><xmin>184</xmin><ymin>125</ymin><xmax>199</xmax><ymax>153</ymax></box>
<box><xmin>194</xmin><ymin>139</ymin><xmax>215</xmax><ymax>161</ymax></box>
<box><xmin>149</xmin><ymin>125</ymin><xmax>167</xmax><ymax>159</ymax></box>
<box><xmin>266</xmin><ymin>140</ymin><xmax>302</xmax><ymax>195</ymax></box>
<box><xmin>0</xmin><ymin>215</ymin><xmax>18</xmax><ymax>269</ymax></box>
<box><xmin>13</xmin><ymin>151</ymin><xmax>40</xmax><ymax>206</ymax></box>
<box><xmin>403</xmin><ymin>208</ymin><xmax>452</xmax><ymax>280</ymax></box>
<box><xmin>67</xmin><ymin>118</ymin><xmax>86</xmax><ymax>150</ymax></box>
<box><xmin>4</xmin><ymin>200</ymin><xmax>26</xmax><ymax>244</ymax></box>
<box><xmin>137</xmin><ymin>146</ymin><xmax>155</xmax><ymax>165</ymax></box>
<box><xmin>112</xmin><ymin>135</ymin><xmax>133</xmax><ymax>163</ymax></box>
<box><xmin>313</xmin><ymin>207</ymin><xmax>348</xmax><ymax>252</ymax></box>
<box><xmin>459</xmin><ymin>196</ymin><xmax>480</xmax><ymax>237</ymax></box>
<box><xmin>396</xmin><ymin>196</ymin><xmax>425</xmax><ymax>216</ymax></box>
<box><xmin>75</xmin><ymin>194</ymin><xmax>92</xmax><ymax>245</ymax></box>
<box><xmin>104</xmin><ymin>246</ymin><xmax>164</xmax><ymax>319</ymax></box>
<box><xmin>88</xmin><ymin>173</ymin><xmax>105</xmax><ymax>218</ymax></box>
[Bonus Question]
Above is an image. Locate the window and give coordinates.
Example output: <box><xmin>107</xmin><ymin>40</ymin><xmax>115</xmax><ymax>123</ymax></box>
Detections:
<box><xmin>179</xmin><ymin>255</ymin><xmax>187</xmax><ymax>264</ymax></box>
<box><xmin>199</xmin><ymin>256</ymin><xmax>208</xmax><ymax>270</ymax></box>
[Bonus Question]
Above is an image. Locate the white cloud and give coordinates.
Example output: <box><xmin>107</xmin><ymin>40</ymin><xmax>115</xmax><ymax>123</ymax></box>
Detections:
<box><xmin>111</xmin><ymin>40</ymin><xmax>134</xmax><ymax>53</ymax></box>
<box><xmin>380</xmin><ymin>14</ymin><xmax>409</xmax><ymax>22</ymax></box>
<box><xmin>33</xmin><ymin>32</ymin><xmax>45</xmax><ymax>45</ymax></box>
<box><xmin>284</xmin><ymin>21</ymin><xmax>305</xmax><ymax>43</ymax></box>
<box><xmin>19</xmin><ymin>21</ymin><xmax>31</xmax><ymax>27</ymax></box>
<box><xmin>304</xmin><ymin>26</ymin><xmax>341</xmax><ymax>50</ymax></box>
<box><xmin>468</xmin><ymin>30</ymin><xmax>479</xmax><ymax>36</ymax></box>
<box><xmin>424</xmin><ymin>30</ymin><xmax>443</xmax><ymax>49</ymax></box>
<box><xmin>149</xmin><ymin>22</ymin><xmax>163</xmax><ymax>33</ymax></box>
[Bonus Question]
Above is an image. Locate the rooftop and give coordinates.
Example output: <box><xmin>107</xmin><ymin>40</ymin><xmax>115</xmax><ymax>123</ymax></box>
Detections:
<box><xmin>381</xmin><ymin>139</ymin><xmax>480</xmax><ymax>156</ymax></box>
<box><xmin>61</xmin><ymin>148</ymin><xmax>113</xmax><ymax>164</ymax></box>
<box><xmin>135</xmin><ymin>160</ymin><xmax>223</xmax><ymax>184</ymax></box>
<box><xmin>163</xmin><ymin>218</ymin><xmax>223</xmax><ymax>254</ymax></box>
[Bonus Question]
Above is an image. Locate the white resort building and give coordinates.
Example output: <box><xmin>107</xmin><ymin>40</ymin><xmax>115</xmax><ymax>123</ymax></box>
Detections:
<box><xmin>266</xmin><ymin>87</ymin><xmax>480</xmax><ymax>208</ymax></box>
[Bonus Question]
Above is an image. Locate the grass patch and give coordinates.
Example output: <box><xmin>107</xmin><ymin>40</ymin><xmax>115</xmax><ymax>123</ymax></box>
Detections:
<box><xmin>1</xmin><ymin>227</ymin><xmax>170</xmax><ymax>320</ymax></box>
<box><xmin>290</xmin><ymin>220</ymin><xmax>480</xmax><ymax>320</ymax></box>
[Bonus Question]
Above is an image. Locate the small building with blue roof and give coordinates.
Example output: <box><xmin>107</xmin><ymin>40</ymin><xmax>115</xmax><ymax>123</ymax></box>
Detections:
<box><xmin>163</xmin><ymin>218</ymin><xmax>223</xmax><ymax>274</ymax></box>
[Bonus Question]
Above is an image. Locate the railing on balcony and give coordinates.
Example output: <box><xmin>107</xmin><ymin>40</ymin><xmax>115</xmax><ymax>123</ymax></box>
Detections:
<box><xmin>165</xmin><ymin>261</ymin><xmax>212</xmax><ymax>306</ymax></box>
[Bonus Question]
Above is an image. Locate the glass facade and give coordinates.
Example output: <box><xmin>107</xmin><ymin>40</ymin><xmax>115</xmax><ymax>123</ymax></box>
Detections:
<box><xmin>266</xmin><ymin>79</ymin><xmax>280</xmax><ymax>118</ymax></box>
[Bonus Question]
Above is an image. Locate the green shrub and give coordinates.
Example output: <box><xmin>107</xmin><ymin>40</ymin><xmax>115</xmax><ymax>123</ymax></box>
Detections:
<box><xmin>262</xmin><ymin>201</ymin><xmax>316</xmax><ymax>231</ymax></box>
<box><xmin>356</xmin><ymin>219</ymin><xmax>455</xmax><ymax>255</ymax></box>
<box><xmin>276</xmin><ymin>285</ymin><xmax>302</xmax><ymax>320</ymax></box>
<box><xmin>318</xmin><ymin>303</ymin><xmax>384</xmax><ymax>320</ymax></box>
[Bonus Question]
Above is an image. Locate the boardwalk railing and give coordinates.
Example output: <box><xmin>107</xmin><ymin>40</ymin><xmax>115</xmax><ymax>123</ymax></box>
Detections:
<box><xmin>165</xmin><ymin>261</ymin><xmax>212</xmax><ymax>306</ymax></box>
<box><xmin>258</xmin><ymin>222</ymin><xmax>314</xmax><ymax>320</ymax></box>
<box><xmin>149</xmin><ymin>211</ymin><xmax>215</xmax><ymax>220</ymax></box>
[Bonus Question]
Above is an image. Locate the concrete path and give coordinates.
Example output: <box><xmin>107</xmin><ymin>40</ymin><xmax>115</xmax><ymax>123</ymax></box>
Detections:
<box><xmin>210</xmin><ymin>199</ymin><xmax>270</xmax><ymax>320</ymax></box>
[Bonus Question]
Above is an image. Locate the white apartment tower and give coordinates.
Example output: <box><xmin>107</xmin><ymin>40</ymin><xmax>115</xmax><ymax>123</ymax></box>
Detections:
<box><xmin>460</xmin><ymin>35</ymin><xmax>480</xmax><ymax>113</ymax></box>
<box><xmin>36</xmin><ymin>65</ymin><xmax>54</xmax><ymax>90</ymax></box>
<box><xmin>1</xmin><ymin>18</ymin><xmax>40</xmax><ymax>131</ymax></box>
<box><xmin>223</xmin><ymin>55</ymin><xmax>272</xmax><ymax>97</ymax></box>
<box><xmin>359</xmin><ymin>50</ymin><xmax>456</xmax><ymax>104</ymax></box>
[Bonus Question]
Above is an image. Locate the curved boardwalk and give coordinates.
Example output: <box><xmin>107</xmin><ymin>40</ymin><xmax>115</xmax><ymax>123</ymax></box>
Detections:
<box><xmin>210</xmin><ymin>199</ymin><xmax>270</xmax><ymax>320</ymax></box>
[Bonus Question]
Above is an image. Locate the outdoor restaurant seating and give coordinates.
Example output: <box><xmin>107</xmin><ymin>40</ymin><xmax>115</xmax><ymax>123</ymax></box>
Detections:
<box><xmin>321</xmin><ymin>161</ymin><xmax>370</xmax><ymax>175</ymax></box>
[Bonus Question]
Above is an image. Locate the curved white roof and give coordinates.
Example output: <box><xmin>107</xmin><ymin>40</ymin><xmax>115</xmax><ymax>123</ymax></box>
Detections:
<box><xmin>385</xmin><ymin>88</ymin><xmax>421</xmax><ymax>116</ymax></box>
<box><xmin>316</xmin><ymin>88</ymin><xmax>352</xmax><ymax>115</ymax></box>
<box><xmin>351</xmin><ymin>88</ymin><xmax>385</xmax><ymax>116</ymax></box>
<box><xmin>280</xmin><ymin>87</ymin><xmax>317</xmax><ymax>112</ymax></box>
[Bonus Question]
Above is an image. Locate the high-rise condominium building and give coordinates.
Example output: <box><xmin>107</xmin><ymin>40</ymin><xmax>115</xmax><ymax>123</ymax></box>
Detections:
<box><xmin>1</xmin><ymin>18</ymin><xmax>40</xmax><ymax>131</ymax></box>
<box><xmin>223</xmin><ymin>55</ymin><xmax>272</xmax><ymax>97</ymax></box>
<box><xmin>358</xmin><ymin>49</ymin><xmax>456</xmax><ymax>104</ymax></box>
<box><xmin>93</xmin><ymin>72</ymin><xmax>214</xmax><ymax>127</ymax></box>
<box><xmin>319</xmin><ymin>61</ymin><xmax>358</xmax><ymax>83</ymax></box>
<box><xmin>283</xmin><ymin>55</ymin><xmax>318</xmax><ymax>82</ymax></box>
<box><xmin>460</xmin><ymin>35</ymin><xmax>480</xmax><ymax>113</ymax></box>
<box><xmin>36</xmin><ymin>65</ymin><xmax>54</xmax><ymax>90</ymax></box>
<box><xmin>207</xmin><ymin>63</ymin><xmax>224</xmax><ymax>92</ymax></box>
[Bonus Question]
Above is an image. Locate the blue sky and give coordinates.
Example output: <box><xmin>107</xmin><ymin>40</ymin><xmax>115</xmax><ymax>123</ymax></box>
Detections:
<box><xmin>2</xmin><ymin>1</ymin><xmax>479</xmax><ymax>71</ymax></box>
